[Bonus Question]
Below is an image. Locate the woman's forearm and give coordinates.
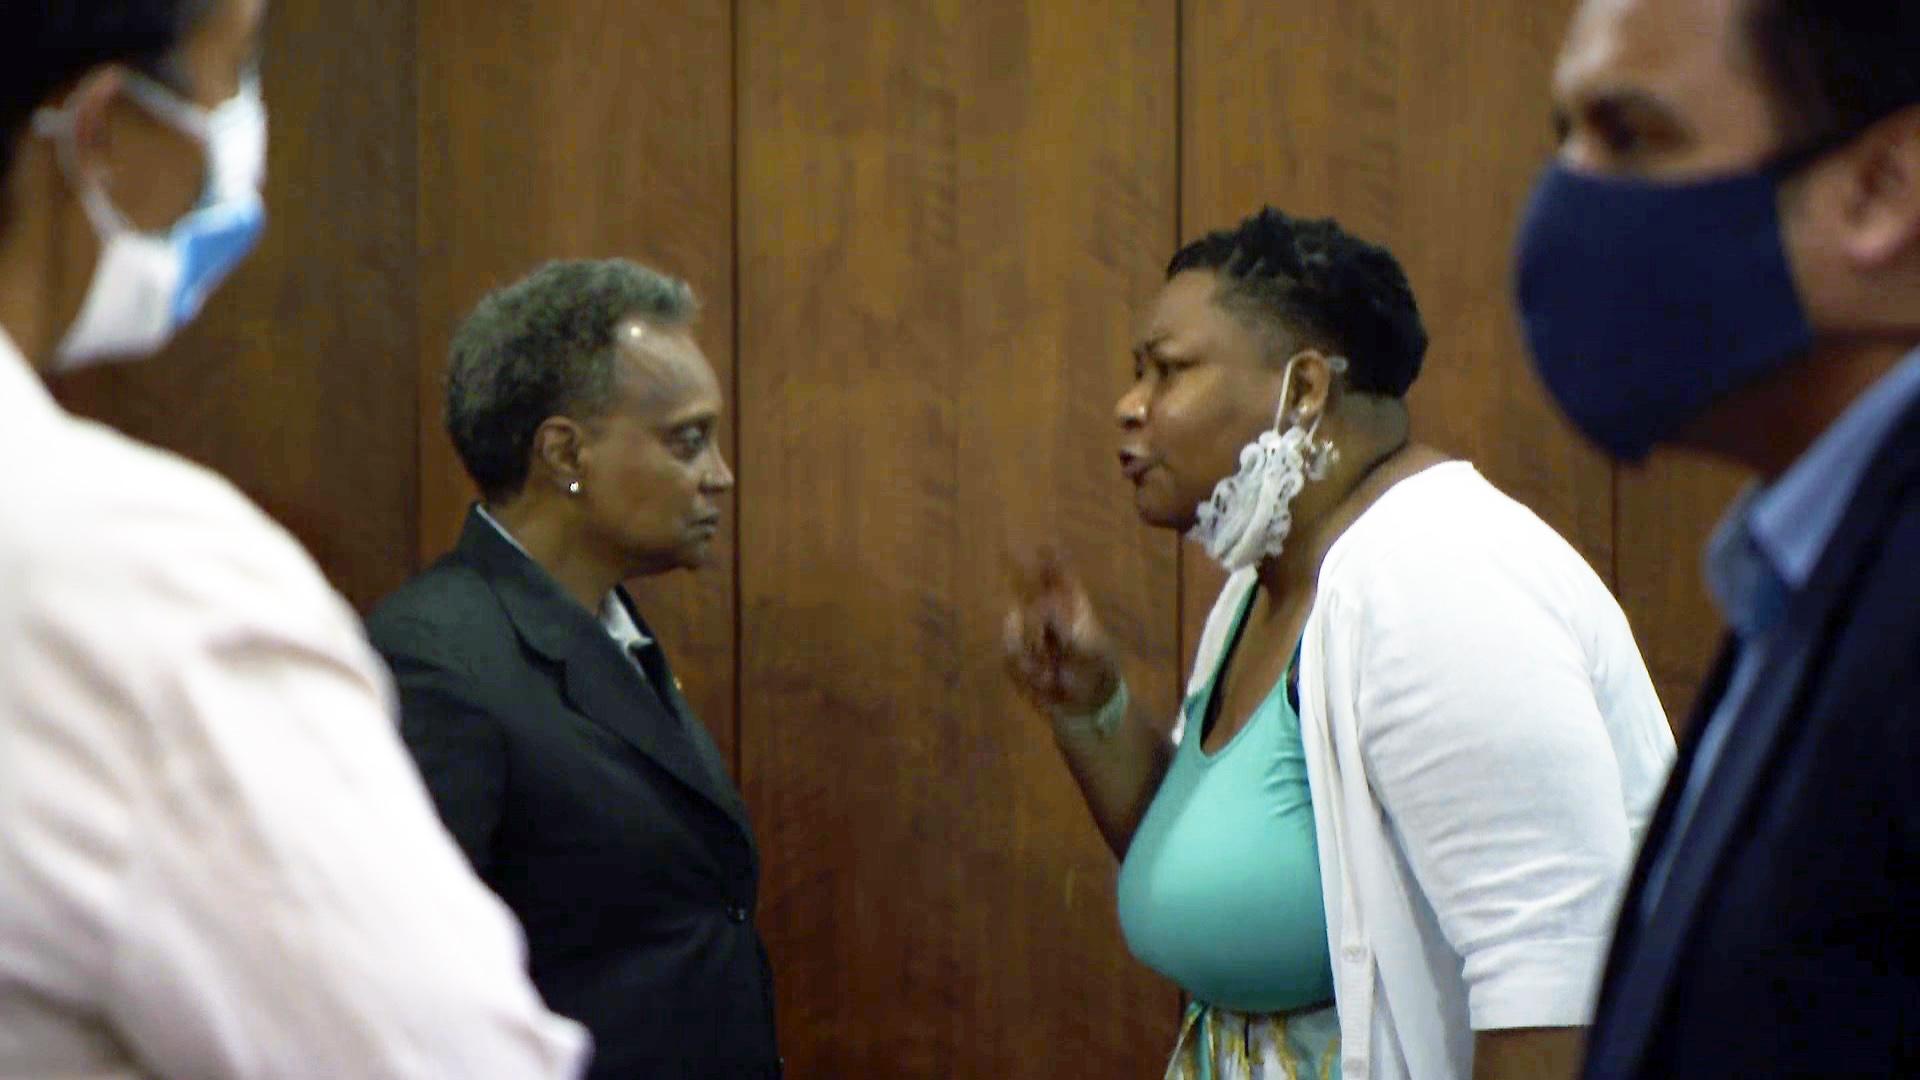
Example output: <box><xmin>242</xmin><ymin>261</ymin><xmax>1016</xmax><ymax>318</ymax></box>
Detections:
<box><xmin>1050</xmin><ymin>695</ymin><xmax>1174</xmax><ymax>859</ymax></box>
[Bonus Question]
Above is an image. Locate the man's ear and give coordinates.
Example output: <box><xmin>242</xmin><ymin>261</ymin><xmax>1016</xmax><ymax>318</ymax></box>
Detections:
<box><xmin>530</xmin><ymin>416</ymin><xmax>587</xmax><ymax>493</ymax></box>
<box><xmin>1835</xmin><ymin>105</ymin><xmax>1920</xmax><ymax>271</ymax></box>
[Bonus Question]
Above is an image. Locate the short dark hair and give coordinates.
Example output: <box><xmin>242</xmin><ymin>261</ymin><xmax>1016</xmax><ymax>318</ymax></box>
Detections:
<box><xmin>1167</xmin><ymin>206</ymin><xmax>1428</xmax><ymax>399</ymax></box>
<box><xmin>445</xmin><ymin>258</ymin><xmax>698</xmax><ymax>502</ymax></box>
<box><xmin>0</xmin><ymin>1</ymin><xmax>212</xmax><ymax>194</ymax></box>
<box><xmin>1742</xmin><ymin>1</ymin><xmax>1920</xmax><ymax>146</ymax></box>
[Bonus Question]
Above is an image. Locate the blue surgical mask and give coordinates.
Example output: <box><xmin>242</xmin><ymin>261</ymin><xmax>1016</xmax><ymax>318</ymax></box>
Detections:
<box><xmin>34</xmin><ymin>72</ymin><xmax>269</xmax><ymax>371</ymax></box>
<box><xmin>1512</xmin><ymin>159</ymin><xmax>1815</xmax><ymax>462</ymax></box>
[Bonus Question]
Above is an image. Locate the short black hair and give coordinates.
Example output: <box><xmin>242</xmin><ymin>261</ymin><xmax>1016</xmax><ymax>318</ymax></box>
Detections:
<box><xmin>1167</xmin><ymin>206</ymin><xmax>1428</xmax><ymax>399</ymax></box>
<box><xmin>0</xmin><ymin>1</ymin><xmax>212</xmax><ymax>196</ymax></box>
<box><xmin>1742</xmin><ymin>1</ymin><xmax>1920</xmax><ymax>146</ymax></box>
<box><xmin>445</xmin><ymin>258</ymin><xmax>698</xmax><ymax>503</ymax></box>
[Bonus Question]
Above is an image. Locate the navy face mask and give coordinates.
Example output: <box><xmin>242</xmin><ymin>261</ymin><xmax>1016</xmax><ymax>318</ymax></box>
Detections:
<box><xmin>1513</xmin><ymin>158</ymin><xmax>1817</xmax><ymax>462</ymax></box>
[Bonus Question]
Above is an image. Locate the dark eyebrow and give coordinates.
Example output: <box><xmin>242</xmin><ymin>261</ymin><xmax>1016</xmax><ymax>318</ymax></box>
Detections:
<box><xmin>1133</xmin><ymin>335</ymin><xmax>1189</xmax><ymax>362</ymax></box>
<box><xmin>1576</xmin><ymin>84</ymin><xmax>1696</xmax><ymax>141</ymax></box>
<box><xmin>662</xmin><ymin>408</ymin><xmax>719</xmax><ymax>432</ymax></box>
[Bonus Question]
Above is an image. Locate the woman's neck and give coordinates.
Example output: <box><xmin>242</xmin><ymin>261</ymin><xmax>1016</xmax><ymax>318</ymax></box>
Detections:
<box><xmin>488</xmin><ymin>499</ymin><xmax>620</xmax><ymax>614</ymax></box>
<box><xmin>1252</xmin><ymin>421</ymin><xmax>1441</xmax><ymax>602</ymax></box>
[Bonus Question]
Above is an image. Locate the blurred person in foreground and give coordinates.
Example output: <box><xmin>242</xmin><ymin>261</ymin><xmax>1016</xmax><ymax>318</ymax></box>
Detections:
<box><xmin>368</xmin><ymin>259</ymin><xmax>779</xmax><ymax>1080</ymax></box>
<box><xmin>1006</xmin><ymin>207</ymin><xmax>1675</xmax><ymax>1080</ymax></box>
<box><xmin>0</xmin><ymin>2</ymin><xmax>586</xmax><ymax>1076</ymax></box>
<box><xmin>1517</xmin><ymin>1</ymin><xmax>1920</xmax><ymax>1075</ymax></box>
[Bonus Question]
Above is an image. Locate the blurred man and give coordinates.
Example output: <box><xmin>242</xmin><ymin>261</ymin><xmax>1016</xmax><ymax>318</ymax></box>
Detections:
<box><xmin>0</xmin><ymin>3</ymin><xmax>586</xmax><ymax>1075</ymax></box>
<box><xmin>1516</xmin><ymin>1</ymin><xmax>1919</xmax><ymax>1075</ymax></box>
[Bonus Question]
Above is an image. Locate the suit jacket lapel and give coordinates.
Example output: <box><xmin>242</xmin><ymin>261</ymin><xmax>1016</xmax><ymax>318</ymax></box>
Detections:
<box><xmin>612</xmin><ymin>587</ymin><xmax>751</xmax><ymax>829</ymax></box>
<box><xmin>556</xmin><ymin>632</ymin><xmax>751</xmax><ymax>834</ymax></box>
<box><xmin>455</xmin><ymin>510</ymin><xmax>750</xmax><ymax>836</ymax></box>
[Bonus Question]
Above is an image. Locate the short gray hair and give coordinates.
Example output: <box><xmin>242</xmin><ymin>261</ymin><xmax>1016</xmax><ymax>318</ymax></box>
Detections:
<box><xmin>445</xmin><ymin>258</ymin><xmax>697</xmax><ymax>501</ymax></box>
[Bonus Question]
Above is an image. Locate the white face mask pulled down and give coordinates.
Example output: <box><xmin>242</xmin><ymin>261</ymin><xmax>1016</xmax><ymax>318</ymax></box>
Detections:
<box><xmin>32</xmin><ymin>70</ymin><xmax>269</xmax><ymax>371</ymax></box>
<box><xmin>1187</xmin><ymin>355</ymin><xmax>1347</xmax><ymax>573</ymax></box>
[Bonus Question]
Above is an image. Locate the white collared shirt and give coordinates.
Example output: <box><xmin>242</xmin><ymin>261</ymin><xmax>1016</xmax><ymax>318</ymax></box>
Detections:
<box><xmin>1181</xmin><ymin>463</ymin><xmax>1675</xmax><ymax>1080</ymax></box>
<box><xmin>0</xmin><ymin>331</ymin><xmax>588</xmax><ymax>1078</ymax></box>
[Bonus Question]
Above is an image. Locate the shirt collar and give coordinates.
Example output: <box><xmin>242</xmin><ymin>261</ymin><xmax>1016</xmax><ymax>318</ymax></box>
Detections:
<box><xmin>1748</xmin><ymin>346</ymin><xmax>1920</xmax><ymax>589</ymax></box>
<box><xmin>473</xmin><ymin>503</ymin><xmax>534</xmax><ymax>559</ymax></box>
<box><xmin>1707</xmin><ymin>345</ymin><xmax>1920</xmax><ymax>637</ymax></box>
<box><xmin>598</xmin><ymin>589</ymin><xmax>652</xmax><ymax>653</ymax></box>
<box><xmin>1705</xmin><ymin>491</ymin><xmax>1782</xmax><ymax>641</ymax></box>
<box><xmin>473</xmin><ymin>503</ymin><xmax>651</xmax><ymax>648</ymax></box>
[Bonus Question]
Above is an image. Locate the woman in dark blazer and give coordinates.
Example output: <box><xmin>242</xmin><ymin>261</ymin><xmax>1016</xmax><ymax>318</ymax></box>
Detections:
<box><xmin>368</xmin><ymin>259</ymin><xmax>778</xmax><ymax>1080</ymax></box>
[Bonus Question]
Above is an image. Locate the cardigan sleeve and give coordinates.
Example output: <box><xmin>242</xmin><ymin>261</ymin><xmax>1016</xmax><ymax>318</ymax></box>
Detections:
<box><xmin>1348</xmin><ymin>532</ymin><xmax>1635</xmax><ymax>1030</ymax></box>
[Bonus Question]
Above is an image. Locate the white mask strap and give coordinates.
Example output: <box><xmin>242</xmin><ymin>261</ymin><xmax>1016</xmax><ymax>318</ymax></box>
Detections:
<box><xmin>1270</xmin><ymin>353</ymin><xmax>1350</xmax><ymax>435</ymax></box>
<box><xmin>31</xmin><ymin>71</ymin><xmax>264</xmax><ymax>239</ymax></box>
<box><xmin>120</xmin><ymin>71</ymin><xmax>216</xmax><ymax>142</ymax></box>
<box><xmin>30</xmin><ymin>101</ymin><xmax>132</xmax><ymax>237</ymax></box>
<box><xmin>31</xmin><ymin>70</ymin><xmax>215</xmax><ymax>147</ymax></box>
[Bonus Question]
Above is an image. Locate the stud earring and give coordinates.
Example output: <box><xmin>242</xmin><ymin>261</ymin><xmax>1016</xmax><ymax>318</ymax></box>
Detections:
<box><xmin>566</xmin><ymin>480</ymin><xmax>582</xmax><ymax>496</ymax></box>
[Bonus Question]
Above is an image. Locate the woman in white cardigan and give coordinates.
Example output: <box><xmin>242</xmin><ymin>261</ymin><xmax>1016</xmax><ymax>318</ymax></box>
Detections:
<box><xmin>1005</xmin><ymin>207</ymin><xmax>1674</xmax><ymax>1080</ymax></box>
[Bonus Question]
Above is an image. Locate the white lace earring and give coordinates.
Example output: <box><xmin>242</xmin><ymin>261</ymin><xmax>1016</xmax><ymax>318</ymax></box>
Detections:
<box><xmin>1301</xmin><ymin>414</ymin><xmax>1340</xmax><ymax>481</ymax></box>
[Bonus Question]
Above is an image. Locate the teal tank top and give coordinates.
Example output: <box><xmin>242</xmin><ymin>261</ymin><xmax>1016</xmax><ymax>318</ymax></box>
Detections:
<box><xmin>1116</xmin><ymin>595</ymin><xmax>1334</xmax><ymax>1015</ymax></box>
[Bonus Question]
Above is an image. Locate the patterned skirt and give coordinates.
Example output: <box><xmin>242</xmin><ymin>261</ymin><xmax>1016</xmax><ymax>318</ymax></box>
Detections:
<box><xmin>1163</xmin><ymin>1000</ymin><xmax>1341</xmax><ymax>1080</ymax></box>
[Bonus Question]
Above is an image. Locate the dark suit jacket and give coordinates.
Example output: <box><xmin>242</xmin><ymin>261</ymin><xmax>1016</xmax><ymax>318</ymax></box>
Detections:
<box><xmin>367</xmin><ymin>511</ymin><xmax>779</xmax><ymax>1079</ymax></box>
<box><xmin>1584</xmin><ymin>397</ymin><xmax>1920</xmax><ymax>1078</ymax></box>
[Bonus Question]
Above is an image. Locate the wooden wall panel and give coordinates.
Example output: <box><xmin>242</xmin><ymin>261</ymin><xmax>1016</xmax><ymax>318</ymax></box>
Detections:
<box><xmin>416</xmin><ymin>0</ymin><xmax>738</xmax><ymax>757</ymax></box>
<box><xmin>1616</xmin><ymin>456</ymin><xmax>1746</xmax><ymax>727</ymax></box>
<box><xmin>1178</xmin><ymin>0</ymin><xmax>1603</xmax><ymax>672</ymax></box>
<box><xmin>737</xmin><ymin>1</ymin><xmax>1181</xmax><ymax>1074</ymax></box>
<box><xmin>56</xmin><ymin>0</ymin><xmax>419</xmax><ymax>613</ymax></box>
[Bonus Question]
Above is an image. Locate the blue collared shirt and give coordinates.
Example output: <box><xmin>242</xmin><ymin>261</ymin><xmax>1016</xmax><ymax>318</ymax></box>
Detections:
<box><xmin>1639</xmin><ymin>346</ymin><xmax>1920</xmax><ymax>918</ymax></box>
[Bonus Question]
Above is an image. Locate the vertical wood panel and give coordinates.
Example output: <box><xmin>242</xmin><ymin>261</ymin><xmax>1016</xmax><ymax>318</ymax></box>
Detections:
<box><xmin>416</xmin><ymin>1</ymin><xmax>738</xmax><ymax>756</ymax></box>
<box><xmin>1616</xmin><ymin>456</ymin><xmax>1746</xmax><ymax>727</ymax></box>
<box><xmin>55</xmin><ymin>0</ymin><xmax>418</xmax><ymax>612</ymax></box>
<box><xmin>1179</xmin><ymin>0</ymin><xmax>1601</xmax><ymax>670</ymax></box>
<box><xmin>738</xmin><ymin>1</ymin><xmax>1180</xmax><ymax>1073</ymax></box>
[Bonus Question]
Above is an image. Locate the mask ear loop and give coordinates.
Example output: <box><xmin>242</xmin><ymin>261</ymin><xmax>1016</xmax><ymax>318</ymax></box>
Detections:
<box><xmin>32</xmin><ymin>70</ymin><xmax>221</xmax><ymax>239</ymax></box>
<box><xmin>120</xmin><ymin>71</ymin><xmax>215</xmax><ymax>141</ymax></box>
<box><xmin>1272</xmin><ymin>353</ymin><xmax>1350</xmax><ymax>433</ymax></box>
<box><xmin>1278</xmin><ymin>354</ymin><xmax>1350</xmax><ymax>480</ymax></box>
<box><xmin>31</xmin><ymin>97</ymin><xmax>134</xmax><ymax>239</ymax></box>
<box><xmin>1269</xmin><ymin>357</ymin><xmax>1303</xmax><ymax>431</ymax></box>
